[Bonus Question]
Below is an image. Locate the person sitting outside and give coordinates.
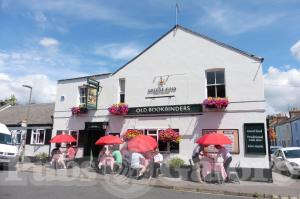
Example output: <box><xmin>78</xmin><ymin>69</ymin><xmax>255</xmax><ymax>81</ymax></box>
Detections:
<box><xmin>130</xmin><ymin>152</ymin><xmax>146</xmax><ymax>178</ymax></box>
<box><xmin>98</xmin><ymin>147</ymin><xmax>114</xmax><ymax>173</ymax></box>
<box><xmin>152</xmin><ymin>149</ymin><xmax>163</xmax><ymax>177</ymax></box>
<box><xmin>120</xmin><ymin>145</ymin><xmax>132</xmax><ymax>175</ymax></box>
<box><xmin>215</xmin><ymin>145</ymin><xmax>232</xmax><ymax>182</ymax></box>
<box><xmin>50</xmin><ymin>144</ymin><xmax>61</xmax><ymax>167</ymax></box>
<box><xmin>112</xmin><ymin>145</ymin><xmax>122</xmax><ymax>173</ymax></box>
<box><xmin>58</xmin><ymin>144</ymin><xmax>76</xmax><ymax>169</ymax></box>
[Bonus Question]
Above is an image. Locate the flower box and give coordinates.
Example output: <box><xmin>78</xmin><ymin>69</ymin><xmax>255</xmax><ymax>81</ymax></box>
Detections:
<box><xmin>71</xmin><ymin>106</ymin><xmax>88</xmax><ymax>115</ymax></box>
<box><xmin>122</xmin><ymin>129</ymin><xmax>143</xmax><ymax>141</ymax></box>
<box><xmin>203</xmin><ymin>97</ymin><xmax>229</xmax><ymax>110</ymax></box>
<box><xmin>159</xmin><ymin>128</ymin><xmax>181</xmax><ymax>143</ymax></box>
<box><xmin>108</xmin><ymin>103</ymin><xmax>128</xmax><ymax>115</ymax></box>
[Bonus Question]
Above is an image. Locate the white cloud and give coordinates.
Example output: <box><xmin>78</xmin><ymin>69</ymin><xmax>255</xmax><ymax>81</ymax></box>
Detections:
<box><xmin>0</xmin><ymin>47</ymin><xmax>89</xmax><ymax>80</ymax></box>
<box><xmin>196</xmin><ymin>1</ymin><xmax>284</xmax><ymax>35</ymax></box>
<box><xmin>15</xmin><ymin>0</ymin><xmax>150</xmax><ymax>29</ymax></box>
<box><xmin>291</xmin><ymin>40</ymin><xmax>300</xmax><ymax>61</ymax></box>
<box><xmin>264</xmin><ymin>66</ymin><xmax>300</xmax><ymax>114</ymax></box>
<box><xmin>0</xmin><ymin>73</ymin><xmax>56</xmax><ymax>103</ymax></box>
<box><xmin>39</xmin><ymin>37</ymin><xmax>59</xmax><ymax>48</ymax></box>
<box><xmin>95</xmin><ymin>43</ymin><xmax>141</xmax><ymax>60</ymax></box>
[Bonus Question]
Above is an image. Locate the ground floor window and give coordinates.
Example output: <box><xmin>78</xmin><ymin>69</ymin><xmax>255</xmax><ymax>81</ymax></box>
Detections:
<box><xmin>135</xmin><ymin>128</ymin><xmax>180</xmax><ymax>153</ymax></box>
<box><xmin>56</xmin><ymin>130</ymin><xmax>79</xmax><ymax>146</ymax></box>
<box><xmin>31</xmin><ymin>129</ymin><xmax>46</xmax><ymax>145</ymax></box>
<box><xmin>202</xmin><ymin>129</ymin><xmax>240</xmax><ymax>154</ymax></box>
<box><xmin>11</xmin><ymin>130</ymin><xmax>22</xmax><ymax>144</ymax></box>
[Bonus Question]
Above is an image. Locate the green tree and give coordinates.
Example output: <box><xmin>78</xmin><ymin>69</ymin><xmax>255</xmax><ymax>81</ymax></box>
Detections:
<box><xmin>0</xmin><ymin>95</ymin><xmax>18</xmax><ymax>106</ymax></box>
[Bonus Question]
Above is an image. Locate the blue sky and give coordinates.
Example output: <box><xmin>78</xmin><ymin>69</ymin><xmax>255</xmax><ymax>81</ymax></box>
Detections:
<box><xmin>0</xmin><ymin>0</ymin><xmax>300</xmax><ymax>114</ymax></box>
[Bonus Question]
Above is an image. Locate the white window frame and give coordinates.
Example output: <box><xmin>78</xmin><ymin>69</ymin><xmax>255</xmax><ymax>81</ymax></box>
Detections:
<box><xmin>68</xmin><ymin>130</ymin><xmax>79</xmax><ymax>147</ymax></box>
<box><xmin>142</xmin><ymin>128</ymin><xmax>179</xmax><ymax>153</ymax></box>
<box><xmin>30</xmin><ymin>129</ymin><xmax>46</xmax><ymax>145</ymax></box>
<box><xmin>206</xmin><ymin>70</ymin><xmax>226</xmax><ymax>98</ymax></box>
<box><xmin>79</xmin><ymin>86</ymin><xmax>87</xmax><ymax>106</ymax></box>
<box><xmin>57</xmin><ymin>130</ymin><xmax>79</xmax><ymax>146</ymax></box>
<box><xmin>119</xmin><ymin>78</ymin><xmax>125</xmax><ymax>103</ymax></box>
<box><xmin>11</xmin><ymin>130</ymin><xmax>22</xmax><ymax>144</ymax></box>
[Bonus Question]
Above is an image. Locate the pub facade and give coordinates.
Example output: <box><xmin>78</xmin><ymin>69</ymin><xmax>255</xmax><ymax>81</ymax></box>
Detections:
<box><xmin>52</xmin><ymin>25</ymin><xmax>270</xmax><ymax>181</ymax></box>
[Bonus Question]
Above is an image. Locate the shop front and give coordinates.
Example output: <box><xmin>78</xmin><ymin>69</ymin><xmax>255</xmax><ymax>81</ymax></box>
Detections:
<box><xmin>52</xmin><ymin>25</ymin><xmax>270</xmax><ymax>181</ymax></box>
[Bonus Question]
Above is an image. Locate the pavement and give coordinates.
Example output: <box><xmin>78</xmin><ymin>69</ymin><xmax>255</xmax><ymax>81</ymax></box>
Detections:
<box><xmin>12</xmin><ymin>163</ymin><xmax>300</xmax><ymax>199</ymax></box>
<box><xmin>0</xmin><ymin>171</ymin><xmax>253</xmax><ymax>199</ymax></box>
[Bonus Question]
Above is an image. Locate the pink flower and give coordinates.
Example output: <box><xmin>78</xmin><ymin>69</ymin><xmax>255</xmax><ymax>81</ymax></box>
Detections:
<box><xmin>203</xmin><ymin>97</ymin><xmax>229</xmax><ymax>109</ymax></box>
<box><xmin>108</xmin><ymin>103</ymin><xmax>129</xmax><ymax>115</ymax></box>
<box><xmin>159</xmin><ymin>128</ymin><xmax>181</xmax><ymax>143</ymax></box>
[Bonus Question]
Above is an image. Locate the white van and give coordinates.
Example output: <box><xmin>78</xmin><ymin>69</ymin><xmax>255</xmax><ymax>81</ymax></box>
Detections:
<box><xmin>0</xmin><ymin>123</ymin><xmax>18</xmax><ymax>167</ymax></box>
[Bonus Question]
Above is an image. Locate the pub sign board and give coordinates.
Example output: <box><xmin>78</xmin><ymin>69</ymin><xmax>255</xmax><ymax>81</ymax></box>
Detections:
<box><xmin>244</xmin><ymin>123</ymin><xmax>266</xmax><ymax>155</ymax></box>
<box><xmin>86</xmin><ymin>77</ymin><xmax>99</xmax><ymax>109</ymax></box>
<box><xmin>127</xmin><ymin>104</ymin><xmax>203</xmax><ymax>116</ymax></box>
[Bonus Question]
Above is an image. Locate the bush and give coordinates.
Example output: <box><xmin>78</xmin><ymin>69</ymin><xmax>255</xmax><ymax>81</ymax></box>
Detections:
<box><xmin>168</xmin><ymin>157</ymin><xmax>185</xmax><ymax>168</ymax></box>
<box><xmin>35</xmin><ymin>152</ymin><xmax>48</xmax><ymax>161</ymax></box>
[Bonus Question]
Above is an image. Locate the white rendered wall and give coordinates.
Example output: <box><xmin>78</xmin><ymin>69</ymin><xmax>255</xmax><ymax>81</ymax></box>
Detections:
<box><xmin>24</xmin><ymin>145</ymin><xmax>50</xmax><ymax>157</ymax></box>
<box><xmin>53</xmin><ymin>27</ymin><xmax>268</xmax><ymax>168</ymax></box>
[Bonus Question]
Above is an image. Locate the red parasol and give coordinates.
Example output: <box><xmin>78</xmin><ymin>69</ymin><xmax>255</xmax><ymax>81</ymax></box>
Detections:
<box><xmin>49</xmin><ymin>134</ymin><xmax>77</xmax><ymax>143</ymax></box>
<box><xmin>95</xmin><ymin>135</ymin><xmax>123</xmax><ymax>145</ymax></box>
<box><xmin>196</xmin><ymin>133</ymin><xmax>232</xmax><ymax>145</ymax></box>
<box><xmin>127</xmin><ymin>135</ymin><xmax>157</xmax><ymax>153</ymax></box>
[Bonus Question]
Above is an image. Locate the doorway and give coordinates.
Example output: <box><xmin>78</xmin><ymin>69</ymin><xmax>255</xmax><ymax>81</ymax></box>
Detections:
<box><xmin>85</xmin><ymin>129</ymin><xmax>104</xmax><ymax>159</ymax></box>
<box><xmin>78</xmin><ymin>122</ymin><xmax>107</xmax><ymax>162</ymax></box>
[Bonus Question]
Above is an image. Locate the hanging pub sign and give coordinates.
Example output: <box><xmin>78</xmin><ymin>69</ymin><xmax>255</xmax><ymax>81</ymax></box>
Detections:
<box><xmin>86</xmin><ymin>77</ymin><xmax>99</xmax><ymax>109</ymax></box>
<box><xmin>244</xmin><ymin>123</ymin><xmax>266</xmax><ymax>155</ymax></box>
<box><xmin>127</xmin><ymin>104</ymin><xmax>202</xmax><ymax>116</ymax></box>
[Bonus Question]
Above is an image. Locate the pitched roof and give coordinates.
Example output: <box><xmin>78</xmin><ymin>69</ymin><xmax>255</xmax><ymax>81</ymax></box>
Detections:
<box><xmin>275</xmin><ymin>114</ymin><xmax>300</xmax><ymax>127</ymax></box>
<box><xmin>58</xmin><ymin>73</ymin><xmax>111</xmax><ymax>83</ymax></box>
<box><xmin>0</xmin><ymin>103</ymin><xmax>54</xmax><ymax>125</ymax></box>
<box><xmin>113</xmin><ymin>25</ymin><xmax>264</xmax><ymax>75</ymax></box>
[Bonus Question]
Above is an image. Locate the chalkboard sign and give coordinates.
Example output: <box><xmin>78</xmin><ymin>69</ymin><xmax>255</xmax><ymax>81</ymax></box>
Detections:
<box><xmin>244</xmin><ymin>123</ymin><xmax>266</xmax><ymax>155</ymax></box>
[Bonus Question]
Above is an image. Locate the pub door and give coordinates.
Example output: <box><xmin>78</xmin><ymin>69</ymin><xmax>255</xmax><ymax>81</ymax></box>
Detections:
<box><xmin>85</xmin><ymin>129</ymin><xmax>105</xmax><ymax>159</ymax></box>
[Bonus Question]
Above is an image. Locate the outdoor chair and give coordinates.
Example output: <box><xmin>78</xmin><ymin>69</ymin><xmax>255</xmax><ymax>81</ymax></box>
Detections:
<box><xmin>128</xmin><ymin>167</ymin><xmax>141</xmax><ymax>179</ymax></box>
<box><xmin>228</xmin><ymin>161</ymin><xmax>240</xmax><ymax>183</ymax></box>
<box><xmin>65</xmin><ymin>148</ymin><xmax>77</xmax><ymax>169</ymax></box>
<box><xmin>98</xmin><ymin>158</ymin><xmax>114</xmax><ymax>175</ymax></box>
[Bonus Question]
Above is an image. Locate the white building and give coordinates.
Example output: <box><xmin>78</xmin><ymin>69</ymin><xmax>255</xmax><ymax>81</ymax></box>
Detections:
<box><xmin>0</xmin><ymin>103</ymin><xmax>54</xmax><ymax>158</ymax></box>
<box><xmin>53</xmin><ymin>25</ymin><xmax>270</xmax><ymax>181</ymax></box>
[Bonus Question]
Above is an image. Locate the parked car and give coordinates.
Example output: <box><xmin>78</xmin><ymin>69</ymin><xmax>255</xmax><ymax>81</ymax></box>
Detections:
<box><xmin>0</xmin><ymin>123</ymin><xmax>18</xmax><ymax>168</ymax></box>
<box><xmin>271</xmin><ymin>147</ymin><xmax>300</xmax><ymax>177</ymax></box>
<box><xmin>270</xmin><ymin>146</ymin><xmax>282</xmax><ymax>160</ymax></box>
<box><xmin>270</xmin><ymin>146</ymin><xmax>282</xmax><ymax>155</ymax></box>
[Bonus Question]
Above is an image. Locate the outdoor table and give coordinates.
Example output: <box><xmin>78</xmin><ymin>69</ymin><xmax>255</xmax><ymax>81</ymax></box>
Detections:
<box><xmin>201</xmin><ymin>156</ymin><xmax>227</xmax><ymax>181</ymax></box>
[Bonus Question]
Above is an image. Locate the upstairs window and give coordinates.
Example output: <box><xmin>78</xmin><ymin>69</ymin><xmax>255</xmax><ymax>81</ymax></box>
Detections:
<box><xmin>206</xmin><ymin>70</ymin><xmax>225</xmax><ymax>97</ymax></box>
<box><xmin>79</xmin><ymin>87</ymin><xmax>87</xmax><ymax>105</ymax></box>
<box><xmin>119</xmin><ymin>79</ymin><xmax>125</xmax><ymax>103</ymax></box>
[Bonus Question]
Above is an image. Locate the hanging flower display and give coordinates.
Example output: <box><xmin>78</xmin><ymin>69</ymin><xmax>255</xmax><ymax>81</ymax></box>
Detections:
<box><xmin>203</xmin><ymin>97</ymin><xmax>229</xmax><ymax>109</ymax></box>
<box><xmin>123</xmin><ymin>129</ymin><xmax>143</xmax><ymax>141</ymax></box>
<box><xmin>108</xmin><ymin>103</ymin><xmax>129</xmax><ymax>115</ymax></box>
<box><xmin>159</xmin><ymin>128</ymin><xmax>181</xmax><ymax>143</ymax></box>
<box><xmin>71</xmin><ymin>105</ymin><xmax>88</xmax><ymax>115</ymax></box>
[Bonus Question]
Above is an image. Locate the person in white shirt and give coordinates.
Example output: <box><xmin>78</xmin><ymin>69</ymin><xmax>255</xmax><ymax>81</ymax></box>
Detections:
<box><xmin>131</xmin><ymin>152</ymin><xmax>146</xmax><ymax>177</ymax></box>
<box><xmin>152</xmin><ymin>149</ymin><xmax>163</xmax><ymax>177</ymax></box>
<box><xmin>215</xmin><ymin>145</ymin><xmax>232</xmax><ymax>181</ymax></box>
